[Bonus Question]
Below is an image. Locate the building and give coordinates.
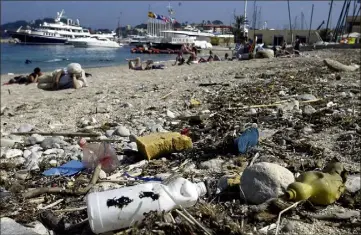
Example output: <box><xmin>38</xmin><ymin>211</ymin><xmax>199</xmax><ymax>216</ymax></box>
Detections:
<box><xmin>202</xmin><ymin>25</ymin><xmax>232</xmax><ymax>34</ymax></box>
<box><xmin>248</xmin><ymin>29</ymin><xmax>321</xmax><ymax>45</ymax></box>
<box><xmin>345</xmin><ymin>15</ymin><xmax>360</xmax><ymax>33</ymax></box>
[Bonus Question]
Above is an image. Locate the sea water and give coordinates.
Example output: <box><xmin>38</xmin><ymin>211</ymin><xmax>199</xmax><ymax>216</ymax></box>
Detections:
<box><xmin>1</xmin><ymin>44</ymin><xmax>176</xmax><ymax>75</ymax></box>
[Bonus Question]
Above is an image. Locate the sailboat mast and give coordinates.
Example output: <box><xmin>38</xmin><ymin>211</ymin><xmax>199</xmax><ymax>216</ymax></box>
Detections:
<box><xmin>243</xmin><ymin>0</ymin><xmax>248</xmax><ymax>37</ymax></box>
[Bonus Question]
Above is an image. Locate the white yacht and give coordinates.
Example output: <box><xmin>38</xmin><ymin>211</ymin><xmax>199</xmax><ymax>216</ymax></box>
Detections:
<box><xmin>6</xmin><ymin>10</ymin><xmax>91</xmax><ymax>45</ymax></box>
<box><xmin>71</xmin><ymin>36</ymin><xmax>122</xmax><ymax>48</ymax></box>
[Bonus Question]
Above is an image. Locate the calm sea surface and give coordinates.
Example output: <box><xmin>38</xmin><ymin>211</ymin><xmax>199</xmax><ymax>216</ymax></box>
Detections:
<box><xmin>1</xmin><ymin>44</ymin><xmax>176</xmax><ymax>75</ymax></box>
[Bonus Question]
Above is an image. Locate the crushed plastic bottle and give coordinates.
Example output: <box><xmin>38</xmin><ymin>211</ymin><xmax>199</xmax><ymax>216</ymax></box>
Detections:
<box><xmin>79</xmin><ymin>138</ymin><xmax>119</xmax><ymax>173</ymax></box>
<box><xmin>86</xmin><ymin>177</ymin><xmax>207</xmax><ymax>234</ymax></box>
<box><xmin>286</xmin><ymin>162</ymin><xmax>346</xmax><ymax>205</ymax></box>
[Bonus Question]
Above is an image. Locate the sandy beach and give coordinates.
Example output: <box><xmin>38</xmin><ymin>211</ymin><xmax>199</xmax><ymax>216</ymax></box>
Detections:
<box><xmin>1</xmin><ymin>49</ymin><xmax>360</xmax><ymax>235</ymax></box>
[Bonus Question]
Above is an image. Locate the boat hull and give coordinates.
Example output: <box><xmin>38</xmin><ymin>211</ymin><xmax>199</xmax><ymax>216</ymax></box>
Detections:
<box><xmin>73</xmin><ymin>41</ymin><xmax>120</xmax><ymax>48</ymax></box>
<box><xmin>7</xmin><ymin>31</ymin><xmax>67</xmax><ymax>45</ymax></box>
<box><xmin>144</xmin><ymin>42</ymin><xmax>182</xmax><ymax>50</ymax></box>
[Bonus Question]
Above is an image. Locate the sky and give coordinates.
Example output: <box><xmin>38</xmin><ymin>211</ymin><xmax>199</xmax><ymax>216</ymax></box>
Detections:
<box><xmin>1</xmin><ymin>1</ymin><xmax>360</xmax><ymax>30</ymax></box>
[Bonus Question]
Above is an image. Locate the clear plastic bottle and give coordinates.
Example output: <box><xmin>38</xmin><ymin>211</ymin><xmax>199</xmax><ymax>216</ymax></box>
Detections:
<box><xmin>79</xmin><ymin>138</ymin><xmax>119</xmax><ymax>173</ymax></box>
<box><xmin>86</xmin><ymin>177</ymin><xmax>207</xmax><ymax>234</ymax></box>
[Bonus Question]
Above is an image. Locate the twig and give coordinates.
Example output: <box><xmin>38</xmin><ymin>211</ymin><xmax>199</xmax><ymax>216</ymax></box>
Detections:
<box><xmin>38</xmin><ymin>199</ymin><xmax>64</xmax><ymax>210</ymax></box>
<box><xmin>249</xmin><ymin>152</ymin><xmax>260</xmax><ymax>166</ymax></box>
<box><xmin>275</xmin><ymin>201</ymin><xmax>302</xmax><ymax>235</ymax></box>
<box><xmin>161</xmin><ymin>90</ymin><xmax>175</xmax><ymax>99</ymax></box>
<box><xmin>180</xmin><ymin>206</ymin><xmax>213</xmax><ymax>235</ymax></box>
<box><xmin>175</xmin><ymin>209</ymin><xmax>195</xmax><ymax>225</ymax></box>
<box><xmin>52</xmin><ymin>206</ymin><xmax>87</xmax><ymax>213</ymax></box>
<box><xmin>11</xmin><ymin>131</ymin><xmax>101</xmax><ymax>137</ymax></box>
<box><xmin>199</xmin><ymin>83</ymin><xmax>230</xmax><ymax>87</ymax></box>
<box><xmin>23</xmin><ymin>163</ymin><xmax>102</xmax><ymax>198</ymax></box>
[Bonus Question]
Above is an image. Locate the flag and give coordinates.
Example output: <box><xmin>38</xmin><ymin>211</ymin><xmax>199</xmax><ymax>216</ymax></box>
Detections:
<box><xmin>148</xmin><ymin>12</ymin><xmax>156</xmax><ymax>18</ymax></box>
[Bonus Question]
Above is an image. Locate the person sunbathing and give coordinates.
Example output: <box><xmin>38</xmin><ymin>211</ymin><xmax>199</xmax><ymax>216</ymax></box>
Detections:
<box><xmin>6</xmin><ymin>67</ymin><xmax>42</xmax><ymax>85</ymax></box>
<box><xmin>128</xmin><ymin>58</ymin><xmax>165</xmax><ymax>70</ymax></box>
<box><xmin>198</xmin><ymin>50</ymin><xmax>222</xmax><ymax>63</ymax></box>
<box><xmin>173</xmin><ymin>52</ymin><xmax>185</xmax><ymax>66</ymax></box>
<box><xmin>37</xmin><ymin>63</ymin><xmax>88</xmax><ymax>90</ymax></box>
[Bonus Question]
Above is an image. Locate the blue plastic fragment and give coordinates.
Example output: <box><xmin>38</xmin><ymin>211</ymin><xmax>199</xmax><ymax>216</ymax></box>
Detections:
<box><xmin>234</xmin><ymin>127</ymin><xmax>259</xmax><ymax>154</ymax></box>
<box><xmin>123</xmin><ymin>172</ymin><xmax>163</xmax><ymax>182</ymax></box>
<box><xmin>43</xmin><ymin>160</ymin><xmax>85</xmax><ymax>176</ymax></box>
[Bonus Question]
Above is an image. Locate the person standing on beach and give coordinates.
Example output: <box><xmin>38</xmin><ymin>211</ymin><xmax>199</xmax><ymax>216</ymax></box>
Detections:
<box><xmin>37</xmin><ymin>63</ymin><xmax>88</xmax><ymax>90</ymax></box>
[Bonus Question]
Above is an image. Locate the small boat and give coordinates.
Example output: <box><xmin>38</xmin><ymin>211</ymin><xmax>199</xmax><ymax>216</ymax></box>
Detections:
<box><xmin>70</xmin><ymin>36</ymin><xmax>122</xmax><ymax>48</ymax></box>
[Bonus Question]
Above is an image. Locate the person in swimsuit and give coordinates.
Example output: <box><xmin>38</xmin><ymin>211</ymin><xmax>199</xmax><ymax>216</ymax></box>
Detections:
<box><xmin>128</xmin><ymin>58</ymin><xmax>165</xmax><ymax>70</ymax></box>
<box><xmin>7</xmin><ymin>67</ymin><xmax>42</xmax><ymax>85</ymax></box>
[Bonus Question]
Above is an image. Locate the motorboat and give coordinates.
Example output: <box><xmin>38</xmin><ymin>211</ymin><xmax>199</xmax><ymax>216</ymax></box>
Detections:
<box><xmin>71</xmin><ymin>36</ymin><xmax>122</xmax><ymax>48</ymax></box>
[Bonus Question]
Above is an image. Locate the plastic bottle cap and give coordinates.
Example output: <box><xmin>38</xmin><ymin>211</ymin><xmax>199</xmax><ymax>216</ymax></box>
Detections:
<box><xmin>195</xmin><ymin>182</ymin><xmax>207</xmax><ymax>197</ymax></box>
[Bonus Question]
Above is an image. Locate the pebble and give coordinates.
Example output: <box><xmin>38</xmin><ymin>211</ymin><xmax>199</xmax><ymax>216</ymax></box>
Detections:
<box><xmin>40</xmin><ymin>137</ymin><xmax>67</xmax><ymax>149</ymax></box>
<box><xmin>129</xmin><ymin>134</ymin><xmax>137</xmax><ymax>142</ymax></box>
<box><xmin>17</xmin><ymin>123</ymin><xmax>34</xmax><ymax>133</ymax></box>
<box><xmin>2</xmin><ymin>149</ymin><xmax>23</xmax><ymax>159</ymax></box>
<box><xmin>114</xmin><ymin>126</ymin><xmax>130</xmax><ymax>137</ymax></box>
<box><xmin>345</xmin><ymin>174</ymin><xmax>361</xmax><ymax>193</ymax></box>
<box><xmin>150</xmin><ymin>124</ymin><xmax>165</xmax><ymax>133</ymax></box>
<box><xmin>49</xmin><ymin>159</ymin><xmax>58</xmax><ymax>167</ymax></box>
<box><xmin>279</xmin><ymin>90</ymin><xmax>286</xmax><ymax>96</ymax></box>
<box><xmin>199</xmin><ymin>158</ymin><xmax>225</xmax><ymax>173</ymax></box>
<box><xmin>0</xmin><ymin>157</ymin><xmax>26</xmax><ymax>167</ymax></box>
<box><xmin>124</xmin><ymin>142</ymin><xmax>138</xmax><ymax>151</ymax></box>
<box><xmin>31</xmin><ymin>134</ymin><xmax>45</xmax><ymax>143</ymax></box>
<box><xmin>105</xmin><ymin>130</ymin><xmax>115</xmax><ymax>137</ymax></box>
<box><xmin>43</xmin><ymin>149</ymin><xmax>64</xmax><ymax>155</ymax></box>
<box><xmin>303</xmin><ymin>105</ymin><xmax>316</xmax><ymax>115</ymax></box>
<box><xmin>0</xmin><ymin>139</ymin><xmax>16</xmax><ymax>148</ymax></box>
<box><xmin>0</xmin><ymin>217</ymin><xmax>42</xmax><ymax>235</ymax></box>
<box><xmin>240</xmin><ymin>162</ymin><xmax>295</xmax><ymax>204</ymax></box>
<box><xmin>302</xmin><ymin>126</ymin><xmax>314</xmax><ymax>134</ymax></box>
<box><xmin>0</xmin><ymin>170</ymin><xmax>8</xmax><ymax>181</ymax></box>
<box><xmin>297</xmin><ymin>94</ymin><xmax>317</xmax><ymax>101</ymax></box>
<box><xmin>24</xmin><ymin>152</ymin><xmax>40</xmax><ymax>170</ymax></box>
<box><xmin>99</xmin><ymin>170</ymin><xmax>107</xmax><ymax>179</ymax></box>
<box><xmin>23</xmin><ymin>149</ymin><xmax>32</xmax><ymax>158</ymax></box>
<box><xmin>166</xmin><ymin>109</ymin><xmax>176</xmax><ymax>119</ymax></box>
<box><xmin>340</xmin><ymin>92</ymin><xmax>347</xmax><ymax>98</ymax></box>
<box><xmin>15</xmin><ymin>170</ymin><xmax>30</xmax><ymax>180</ymax></box>
<box><xmin>25</xmin><ymin>136</ymin><xmax>38</xmax><ymax>146</ymax></box>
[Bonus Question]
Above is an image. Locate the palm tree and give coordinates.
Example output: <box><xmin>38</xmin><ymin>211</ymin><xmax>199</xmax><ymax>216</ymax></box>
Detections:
<box><xmin>232</xmin><ymin>15</ymin><xmax>246</xmax><ymax>43</ymax></box>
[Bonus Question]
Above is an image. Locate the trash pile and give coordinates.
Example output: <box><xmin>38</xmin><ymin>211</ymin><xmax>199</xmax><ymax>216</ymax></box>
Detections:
<box><xmin>1</xmin><ymin>50</ymin><xmax>360</xmax><ymax>235</ymax></box>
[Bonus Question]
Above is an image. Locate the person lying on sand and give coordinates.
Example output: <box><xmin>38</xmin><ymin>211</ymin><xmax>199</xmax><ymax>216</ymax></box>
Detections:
<box><xmin>37</xmin><ymin>63</ymin><xmax>88</xmax><ymax>90</ymax></box>
<box><xmin>5</xmin><ymin>67</ymin><xmax>42</xmax><ymax>85</ymax></box>
<box><xmin>127</xmin><ymin>58</ymin><xmax>165</xmax><ymax>70</ymax></box>
<box><xmin>198</xmin><ymin>50</ymin><xmax>222</xmax><ymax>63</ymax></box>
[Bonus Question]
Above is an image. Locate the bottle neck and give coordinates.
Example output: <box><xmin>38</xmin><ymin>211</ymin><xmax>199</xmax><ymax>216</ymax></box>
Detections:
<box><xmin>195</xmin><ymin>182</ymin><xmax>207</xmax><ymax>197</ymax></box>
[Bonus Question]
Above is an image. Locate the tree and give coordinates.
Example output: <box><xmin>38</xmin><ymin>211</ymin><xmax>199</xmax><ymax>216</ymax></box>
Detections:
<box><xmin>207</xmin><ymin>20</ymin><xmax>211</xmax><ymax>25</ymax></box>
<box><xmin>232</xmin><ymin>15</ymin><xmax>246</xmax><ymax>44</ymax></box>
<box><xmin>212</xmin><ymin>20</ymin><xmax>223</xmax><ymax>25</ymax></box>
<box><xmin>173</xmin><ymin>22</ymin><xmax>182</xmax><ymax>29</ymax></box>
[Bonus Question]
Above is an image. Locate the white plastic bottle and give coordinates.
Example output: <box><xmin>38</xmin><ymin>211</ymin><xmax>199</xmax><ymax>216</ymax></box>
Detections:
<box><xmin>86</xmin><ymin>177</ymin><xmax>207</xmax><ymax>234</ymax></box>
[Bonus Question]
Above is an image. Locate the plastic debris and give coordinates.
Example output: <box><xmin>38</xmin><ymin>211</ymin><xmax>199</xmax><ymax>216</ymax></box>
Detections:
<box><xmin>42</xmin><ymin>160</ymin><xmax>85</xmax><ymax>176</ymax></box>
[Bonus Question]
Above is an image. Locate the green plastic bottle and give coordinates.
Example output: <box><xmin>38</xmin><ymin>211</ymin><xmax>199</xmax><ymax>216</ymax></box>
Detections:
<box><xmin>286</xmin><ymin>162</ymin><xmax>346</xmax><ymax>205</ymax></box>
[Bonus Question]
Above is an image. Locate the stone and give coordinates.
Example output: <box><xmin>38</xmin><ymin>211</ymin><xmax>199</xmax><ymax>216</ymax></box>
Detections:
<box><xmin>99</xmin><ymin>170</ymin><xmax>107</xmax><ymax>179</ymax></box>
<box><xmin>297</xmin><ymin>94</ymin><xmax>317</xmax><ymax>101</ymax></box>
<box><xmin>15</xmin><ymin>170</ymin><xmax>31</xmax><ymax>180</ymax></box>
<box><xmin>124</xmin><ymin>142</ymin><xmax>138</xmax><ymax>151</ymax></box>
<box><xmin>256</xmin><ymin>49</ymin><xmax>274</xmax><ymax>58</ymax></box>
<box><xmin>43</xmin><ymin>149</ymin><xmax>64</xmax><ymax>155</ymax></box>
<box><xmin>166</xmin><ymin>109</ymin><xmax>176</xmax><ymax>119</ymax></box>
<box><xmin>345</xmin><ymin>174</ymin><xmax>360</xmax><ymax>193</ymax></box>
<box><xmin>24</xmin><ymin>152</ymin><xmax>40</xmax><ymax>170</ymax></box>
<box><xmin>17</xmin><ymin>123</ymin><xmax>34</xmax><ymax>133</ymax></box>
<box><xmin>150</xmin><ymin>124</ymin><xmax>165</xmax><ymax>133</ymax></box>
<box><xmin>199</xmin><ymin>158</ymin><xmax>225</xmax><ymax>173</ymax></box>
<box><xmin>0</xmin><ymin>217</ymin><xmax>41</xmax><ymax>235</ymax></box>
<box><xmin>25</xmin><ymin>136</ymin><xmax>37</xmax><ymax>146</ymax></box>
<box><xmin>240</xmin><ymin>162</ymin><xmax>295</xmax><ymax>204</ymax></box>
<box><xmin>136</xmin><ymin>132</ymin><xmax>192</xmax><ymax>160</ymax></box>
<box><xmin>2</xmin><ymin>149</ymin><xmax>23</xmax><ymax>159</ymax></box>
<box><xmin>114</xmin><ymin>126</ymin><xmax>130</xmax><ymax>137</ymax></box>
<box><xmin>303</xmin><ymin>105</ymin><xmax>316</xmax><ymax>115</ymax></box>
<box><xmin>129</xmin><ymin>134</ymin><xmax>137</xmax><ymax>142</ymax></box>
<box><xmin>0</xmin><ymin>170</ymin><xmax>9</xmax><ymax>181</ymax></box>
<box><xmin>105</xmin><ymin>130</ymin><xmax>115</xmax><ymax>137</ymax></box>
<box><xmin>0</xmin><ymin>139</ymin><xmax>16</xmax><ymax>148</ymax></box>
<box><xmin>49</xmin><ymin>159</ymin><xmax>58</xmax><ymax>167</ymax></box>
<box><xmin>31</xmin><ymin>134</ymin><xmax>45</xmax><ymax>143</ymax></box>
<box><xmin>26</xmin><ymin>221</ymin><xmax>52</xmax><ymax>235</ymax></box>
<box><xmin>279</xmin><ymin>90</ymin><xmax>286</xmax><ymax>96</ymax></box>
<box><xmin>0</xmin><ymin>157</ymin><xmax>26</xmax><ymax>167</ymax></box>
<box><xmin>40</xmin><ymin>137</ymin><xmax>67</xmax><ymax>149</ymax></box>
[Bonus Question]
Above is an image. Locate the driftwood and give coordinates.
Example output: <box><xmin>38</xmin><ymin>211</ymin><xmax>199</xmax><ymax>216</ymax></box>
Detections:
<box><xmin>23</xmin><ymin>163</ymin><xmax>102</xmax><ymax>198</ymax></box>
<box><xmin>11</xmin><ymin>131</ymin><xmax>101</xmax><ymax>137</ymax></box>
<box><xmin>323</xmin><ymin>58</ymin><xmax>360</xmax><ymax>72</ymax></box>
